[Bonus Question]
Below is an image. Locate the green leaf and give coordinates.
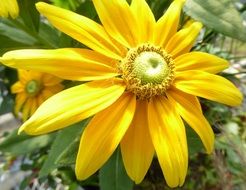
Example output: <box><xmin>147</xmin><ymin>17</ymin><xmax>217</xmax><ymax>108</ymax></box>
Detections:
<box><xmin>39</xmin><ymin>119</ymin><xmax>89</xmax><ymax>177</ymax></box>
<box><xmin>0</xmin><ymin>129</ymin><xmax>55</xmax><ymax>156</ymax></box>
<box><xmin>186</xmin><ymin>126</ymin><xmax>204</xmax><ymax>155</ymax></box>
<box><xmin>55</xmin><ymin>135</ymin><xmax>80</xmax><ymax>166</ymax></box>
<box><xmin>76</xmin><ymin>0</ymin><xmax>97</xmax><ymax>19</ymax></box>
<box><xmin>99</xmin><ymin>149</ymin><xmax>134</xmax><ymax>190</ymax></box>
<box><xmin>18</xmin><ymin>0</ymin><xmax>40</xmax><ymax>32</ymax></box>
<box><xmin>51</xmin><ymin>0</ymin><xmax>83</xmax><ymax>11</ymax></box>
<box><xmin>184</xmin><ymin>0</ymin><xmax>246</xmax><ymax>42</ymax></box>
<box><xmin>0</xmin><ymin>20</ymin><xmax>37</xmax><ymax>45</ymax></box>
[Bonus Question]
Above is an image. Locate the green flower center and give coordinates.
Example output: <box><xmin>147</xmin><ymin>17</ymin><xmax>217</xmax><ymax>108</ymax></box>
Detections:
<box><xmin>119</xmin><ymin>44</ymin><xmax>175</xmax><ymax>100</ymax></box>
<box><xmin>25</xmin><ymin>80</ymin><xmax>42</xmax><ymax>96</ymax></box>
<box><xmin>133</xmin><ymin>51</ymin><xmax>169</xmax><ymax>85</ymax></box>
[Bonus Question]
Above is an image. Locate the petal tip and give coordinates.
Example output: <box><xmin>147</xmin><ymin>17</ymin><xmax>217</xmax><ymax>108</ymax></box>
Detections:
<box><xmin>18</xmin><ymin>125</ymin><xmax>25</xmax><ymax>135</ymax></box>
<box><xmin>35</xmin><ymin>2</ymin><xmax>49</xmax><ymax>12</ymax></box>
<box><xmin>192</xmin><ymin>21</ymin><xmax>203</xmax><ymax>30</ymax></box>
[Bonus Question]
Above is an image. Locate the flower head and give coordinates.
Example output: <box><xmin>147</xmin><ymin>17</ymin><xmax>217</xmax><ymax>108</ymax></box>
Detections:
<box><xmin>11</xmin><ymin>70</ymin><xmax>64</xmax><ymax>121</ymax></box>
<box><xmin>0</xmin><ymin>0</ymin><xmax>242</xmax><ymax>187</ymax></box>
<box><xmin>0</xmin><ymin>0</ymin><xmax>19</xmax><ymax>19</ymax></box>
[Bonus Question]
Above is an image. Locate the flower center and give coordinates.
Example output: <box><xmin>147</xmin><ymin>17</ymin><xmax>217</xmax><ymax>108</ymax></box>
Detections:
<box><xmin>25</xmin><ymin>80</ymin><xmax>42</xmax><ymax>96</ymax></box>
<box><xmin>119</xmin><ymin>44</ymin><xmax>175</xmax><ymax>100</ymax></box>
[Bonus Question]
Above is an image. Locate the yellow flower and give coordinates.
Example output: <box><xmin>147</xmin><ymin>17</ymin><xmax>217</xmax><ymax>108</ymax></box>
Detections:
<box><xmin>0</xmin><ymin>0</ymin><xmax>19</xmax><ymax>18</ymax></box>
<box><xmin>11</xmin><ymin>70</ymin><xmax>64</xmax><ymax>121</ymax></box>
<box><xmin>0</xmin><ymin>0</ymin><xmax>242</xmax><ymax>187</ymax></box>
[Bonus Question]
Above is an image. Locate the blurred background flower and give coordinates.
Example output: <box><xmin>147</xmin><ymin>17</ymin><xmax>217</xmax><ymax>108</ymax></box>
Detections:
<box><xmin>11</xmin><ymin>70</ymin><xmax>64</xmax><ymax>121</ymax></box>
<box><xmin>0</xmin><ymin>0</ymin><xmax>19</xmax><ymax>19</ymax></box>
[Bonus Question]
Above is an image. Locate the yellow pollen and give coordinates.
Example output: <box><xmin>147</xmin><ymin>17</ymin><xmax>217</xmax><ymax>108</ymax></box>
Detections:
<box><xmin>118</xmin><ymin>44</ymin><xmax>175</xmax><ymax>100</ymax></box>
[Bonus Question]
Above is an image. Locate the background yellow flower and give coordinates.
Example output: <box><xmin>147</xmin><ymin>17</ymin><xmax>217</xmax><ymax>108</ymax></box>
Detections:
<box><xmin>11</xmin><ymin>70</ymin><xmax>64</xmax><ymax>121</ymax></box>
<box><xmin>0</xmin><ymin>0</ymin><xmax>19</xmax><ymax>18</ymax></box>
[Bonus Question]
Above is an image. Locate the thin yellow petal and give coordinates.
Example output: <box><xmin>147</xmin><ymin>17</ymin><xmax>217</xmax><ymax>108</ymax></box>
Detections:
<box><xmin>165</xmin><ymin>22</ymin><xmax>203</xmax><ymax>58</ymax></box>
<box><xmin>18</xmin><ymin>79</ymin><xmax>126</xmax><ymax>135</ymax></box>
<box><xmin>0</xmin><ymin>0</ymin><xmax>19</xmax><ymax>18</ymax></box>
<box><xmin>37</xmin><ymin>94</ymin><xmax>45</xmax><ymax>107</ymax></box>
<box><xmin>1</xmin><ymin>49</ymin><xmax>118</xmax><ymax>81</ymax></box>
<box><xmin>148</xmin><ymin>97</ymin><xmax>188</xmax><ymax>187</ymax></box>
<box><xmin>42</xmin><ymin>74</ymin><xmax>63</xmax><ymax>86</ymax></box>
<box><xmin>8</xmin><ymin>0</ymin><xmax>19</xmax><ymax>18</ymax></box>
<box><xmin>17</xmin><ymin>70</ymin><xmax>31</xmax><ymax>83</ymax></box>
<box><xmin>76</xmin><ymin>93</ymin><xmax>136</xmax><ymax>180</ymax></box>
<box><xmin>92</xmin><ymin>0</ymin><xmax>138</xmax><ymax>48</ymax></box>
<box><xmin>39</xmin><ymin>89</ymin><xmax>55</xmax><ymax>101</ymax></box>
<box><xmin>11</xmin><ymin>81</ymin><xmax>24</xmax><ymax>93</ymax></box>
<box><xmin>36</xmin><ymin>2</ymin><xmax>125</xmax><ymax>59</ymax></box>
<box><xmin>167</xmin><ymin>88</ymin><xmax>214</xmax><ymax>153</ymax></box>
<box><xmin>175</xmin><ymin>52</ymin><xmax>229</xmax><ymax>74</ymax></box>
<box><xmin>174</xmin><ymin>70</ymin><xmax>243</xmax><ymax>106</ymax></box>
<box><xmin>0</xmin><ymin>2</ymin><xmax>8</xmax><ymax>18</ymax></box>
<box><xmin>153</xmin><ymin>0</ymin><xmax>185</xmax><ymax>47</ymax></box>
<box><xmin>44</xmin><ymin>84</ymin><xmax>64</xmax><ymax>95</ymax></box>
<box><xmin>121</xmin><ymin>100</ymin><xmax>154</xmax><ymax>184</ymax></box>
<box><xmin>130</xmin><ymin>0</ymin><xmax>155</xmax><ymax>43</ymax></box>
<box><xmin>22</xmin><ymin>98</ymin><xmax>32</xmax><ymax>121</ymax></box>
<box><xmin>30</xmin><ymin>98</ymin><xmax>37</xmax><ymax>116</ymax></box>
<box><xmin>14</xmin><ymin>92</ymin><xmax>27</xmax><ymax>115</ymax></box>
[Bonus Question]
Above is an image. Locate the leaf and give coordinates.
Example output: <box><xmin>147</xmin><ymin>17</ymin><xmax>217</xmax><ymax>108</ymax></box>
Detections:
<box><xmin>99</xmin><ymin>149</ymin><xmax>134</xmax><ymax>190</ymax></box>
<box><xmin>184</xmin><ymin>0</ymin><xmax>246</xmax><ymax>42</ymax></box>
<box><xmin>0</xmin><ymin>129</ymin><xmax>55</xmax><ymax>156</ymax></box>
<box><xmin>186</xmin><ymin>125</ymin><xmax>204</xmax><ymax>155</ymax></box>
<box><xmin>76</xmin><ymin>0</ymin><xmax>97</xmax><ymax>19</ymax></box>
<box><xmin>55</xmin><ymin>135</ymin><xmax>80</xmax><ymax>166</ymax></box>
<box><xmin>39</xmin><ymin>119</ymin><xmax>89</xmax><ymax>177</ymax></box>
<box><xmin>18</xmin><ymin>0</ymin><xmax>40</xmax><ymax>32</ymax></box>
<box><xmin>0</xmin><ymin>20</ymin><xmax>37</xmax><ymax>45</ymax></box>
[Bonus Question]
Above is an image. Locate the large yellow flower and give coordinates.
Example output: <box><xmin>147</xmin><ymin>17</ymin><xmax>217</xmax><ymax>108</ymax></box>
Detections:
<box><xmin>0</xmin><ymin>0</ymin><xmax>242</xmax><ymax>187</ymax></box>
<box><xmin>0</xmin><ymin>0</ymin><xmax>19</xmax><ymax>18</ymax></box>
<box><xmin>11</xmin><ymin>70</ymin><xmax>64</xmax><ymax>121</ymax></box>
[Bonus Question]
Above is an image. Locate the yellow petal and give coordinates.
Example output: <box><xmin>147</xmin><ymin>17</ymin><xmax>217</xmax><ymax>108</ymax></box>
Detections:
<box><xmin>22</xmin><ymin>98</ymin><xmax>32</xmax><ymax>121</ymax></box>
<box><xmin>39</xmin><ymin>89</ymin><xmax>56</xmax><ymax>101</ymax></box>
<box><xmin>8</xmin><ymin>0</ymin><xmax>19</xmax><ymax>18</ymax></box>
<box><xmin>121</xmin><ymin>100</ymin><xmax>154</xmax><ymax>184</ymax></box>
<box><xmin>167</xmin><ymin>88</ymin><xmax>214</xmax><ymax>153</ymax></box>
<box><xmin>17</xmin><ymin>70</ymin><xmax>31</xmax><ymax>83</ymax></box>
<box><xmin>148</xmin><ymin>97</ymin><xmax>188</xmax><ymax>188</ymax></box>
<box><xmin>37</xmin><ymin>93</ymin><xmax>45</xmax><ymax>107</ymax></box>
<box><xmin>30</xmin><ymin>98</ymin><xmax>37</xmax><ymax>116</ymax></box>
<box><xmin>165</xmin><ymin>22</ymin><xmax>203</xmax><ymax>58</ymax></box>
<box><xmin>0</xmin><ymin>0</ymin><xmax>19</xmax><ymax>18</ymax></box>
<box><xmin>36</xmin><ymin>2</ymin><xmax>125</xmax><ymax>59</ymax></box>
<box><xmin>76</xmin><ymin>93</ymin><xmax>136</xmax><ymax>180</ymax></box>
<box><xmin>11</xmin><ymin>81</ymin><xmax>24</xmax><ymax>93</ymax></box>
<box><xmin>14</xmin><ymin>92</ymin><xmax>27</xmax><ymax>115</ymax></box>
<box><xmin>1</xmin><ymin>49</ymin><xmax>118</xmax><ymax>81</ymax></box>
<box><xmin>43</xmin><ymin>84</ymin><xmax>64</xmax><ymax>95</ymax></box>
<box><xmin>130</xmin><ymin>0</ymin><xmax>155</xmax><ymax>43</ymax></box>
<box><xmin>19</xmin><ymin>79</ymin><xmax>126</xmax><ymax>135</ymax></box>
<box><xmin>174</xmin><ymin>70</ymin><xmax>243</xmax><ymax>106</ymax></box>
<box><xmin>175</xmin><ymin>52</ymin><xmax>229</xmax><ymax>74</ymax></box>
<box><xmin>0</xmin><ymin>2</ymin><xmax>8</xmax><ymax>18</ymax></box>
<box><xmin>153</xmin><ymin>0</ymin><xmax>185</xmax><ymax>47</ymax></box>
<box><xmin>42</xmin><ymin>74</ymin><xmax>63</xmax><ymax>86</ymax></box>
<box><xmin>92</xmin><ymin>0</ymin><xmax>138</xmax><ymax>48</ymax></box>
